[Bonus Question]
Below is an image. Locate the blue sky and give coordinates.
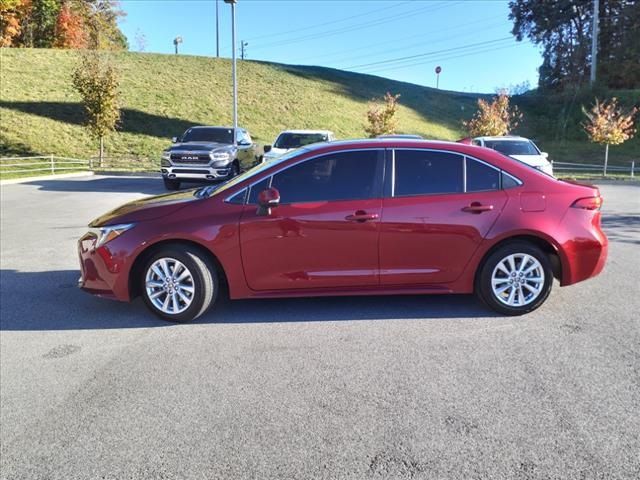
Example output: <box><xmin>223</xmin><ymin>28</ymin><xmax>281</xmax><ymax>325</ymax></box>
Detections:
<box><xmin>118</xmin><ymin>0</ymin><xmax>543</xmax><ymax>93</ymax></box>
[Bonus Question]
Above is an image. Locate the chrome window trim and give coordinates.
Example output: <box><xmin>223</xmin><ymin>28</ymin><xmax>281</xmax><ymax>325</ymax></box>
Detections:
<box><xmin>223</xmin><ymin>147</ymin><xmax>384</xmax><ymax>204</ymax></box>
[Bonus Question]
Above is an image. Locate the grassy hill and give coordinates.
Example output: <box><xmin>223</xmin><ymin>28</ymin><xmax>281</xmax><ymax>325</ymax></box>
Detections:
<box><xmin>1</xmin><ymin>48</ymin><xmax>638</xmax><ymax>171</ymax></box>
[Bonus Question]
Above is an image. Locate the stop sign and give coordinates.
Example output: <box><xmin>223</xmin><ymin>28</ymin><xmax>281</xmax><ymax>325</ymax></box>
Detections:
<box><xmin>435</xmin><ymin>66</ymin><xmax>442</xmax><ymax>74</ymax></box>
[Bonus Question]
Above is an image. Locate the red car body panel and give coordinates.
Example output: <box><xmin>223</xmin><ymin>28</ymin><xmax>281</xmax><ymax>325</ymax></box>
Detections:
<box><xmin>78</xmin><ymin>140</ymin><xmax>608</xmax><ymax>303</ymax></box>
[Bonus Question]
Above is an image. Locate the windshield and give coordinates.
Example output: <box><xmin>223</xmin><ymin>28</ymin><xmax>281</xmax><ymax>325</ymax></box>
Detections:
<box><xmin>181</xmin><ymin>128</ymin><xmax>234</xmax><ymax>144</ymax></box>
<box><xmin>195</xmin><ymin>148</ymin><xmax>311</xmax><ymax>198</ymax></box>
<box><xmin>274</xmin><ymin>133</ymin><xmax>328</xmax><ymax>149</ymax></box>
<box><xmin>484</xmin><ymin>140</ymin><xmax>540</xmax><ymax>156</ymax></box>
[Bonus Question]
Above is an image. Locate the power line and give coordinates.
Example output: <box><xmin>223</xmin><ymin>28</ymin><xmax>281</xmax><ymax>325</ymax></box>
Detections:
<box><xmin>245</xmin><ymin>0</ymin><xmax>412</xmax><ymax>42</ymax></box>
<box><xmin>344</xmin><ymin>36</ymin><xmax>513</xmax><ymax>70</ymax></box>
<box><xmin>286</xmin><ymin>15</ymin><xmax>504</xmax><ymax>65</ymax></box>
<box><xmin>251</xmin><ymin>1</ymin><xmax>458</xmax><ymax>51</ymax></box>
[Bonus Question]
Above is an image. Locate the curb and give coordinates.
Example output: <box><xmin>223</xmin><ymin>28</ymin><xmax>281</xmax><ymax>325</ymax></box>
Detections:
<box><xmin>0</xmin><ymin>171</ymin><xmax>95</xmax><ymax>186</ymax></box>
<box><xmin>93</xmin><ymin>171</ymin><xmax>161</xmax><ymax>178</ymax></box>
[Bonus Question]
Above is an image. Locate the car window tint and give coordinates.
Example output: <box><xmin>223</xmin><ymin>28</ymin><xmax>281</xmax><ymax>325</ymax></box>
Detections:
<box><xmin>248</xmin><ymin>177</ymin><xmax>271</xmax><ymax>204</ymax></box>
<box><xmin>501</xmin><ymin>172</ymin><xmax>520</xmax><ymax>189</ymax></box>
<box><xmin>271</xmin><ymin>150</ymin><xmax>380</xmax><ymax>203</ymax></box>
<box><xmin>466</xmin><ymin>158</ymin><xmax>499</xmax><ymax>192</ymax></box>
<box><xmin>394</xmin><ymin>150</ymin><xmax>463</xmax><ymax>196</ymax></box>
<box><xmin>226</xmin><ymin>188</ymin><xmax>247</xmax><ymax>204</ymax></box>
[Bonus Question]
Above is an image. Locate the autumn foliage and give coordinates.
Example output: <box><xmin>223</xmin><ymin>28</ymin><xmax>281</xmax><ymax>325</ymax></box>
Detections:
<box><xmin>54</xmin><ymin>1</ymin><xmax>86</xmax><ymax>48</ymax></box>
<box><xmin>464</xmin><ymin>92</ymin><xmax>523</xmax><ymax>137</ymax></box>
<box><xmin>364</xmin><ymin>92</ymin><xmax>401</xmax><ymax>138</ymax></box>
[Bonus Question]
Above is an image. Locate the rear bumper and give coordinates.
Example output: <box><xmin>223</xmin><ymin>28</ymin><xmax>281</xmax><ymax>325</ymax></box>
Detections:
<box><xmin>78</xmin><ymin>233</ymin><xmax>131</xmax><ymax>301</ymax></box>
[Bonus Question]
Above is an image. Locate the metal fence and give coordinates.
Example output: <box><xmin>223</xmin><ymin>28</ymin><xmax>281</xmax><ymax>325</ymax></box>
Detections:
<box><xmin>0</xmin><ymin>155</ymin><xmax>91</xmax><ymax>176</ymax></box>
<box><xmin>552</xmin><ymin>160</ymin><xmax>636</xmax><ymax>177</ymax></box>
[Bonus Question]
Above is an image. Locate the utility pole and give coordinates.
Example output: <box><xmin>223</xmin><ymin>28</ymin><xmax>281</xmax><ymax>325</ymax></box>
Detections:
<box><xmin>215</xmin><ymin>0</ymin><xmax>220</xmax><ymax>57</ymax></box>
<box><xmin>240</xmin><ymin>40</ymin><xmax>248</xmax><ymax>60</ymax></box>
<box><xmin>590</xmin><ymin>0</ymin><xmax>599</xmax><ymax>85</ymax></box>
<box><xmin>224</xmin><ymin>0</ymin><xmax>238</xmax><ymax>129</ymax></box>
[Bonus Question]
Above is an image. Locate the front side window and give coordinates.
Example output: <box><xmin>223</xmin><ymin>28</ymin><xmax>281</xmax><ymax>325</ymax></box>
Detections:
<box><xmin>270</xmin><ymin>150</ymin><xmax>381</xmax><ymax>203</ymax></box>
<box><xmin>247</xmin><ymin>177</ymin><xmax>272</xmax><ymax>204</ymax></box>
<box><xmin>466</xmin><ymin>158</ymin><xmax>500</xmax><ymax>192</ymax></box>
<box><xmin>394</xmin><ymin>150</ymin><xmax>464</xmax><ymax>196</ymax></box>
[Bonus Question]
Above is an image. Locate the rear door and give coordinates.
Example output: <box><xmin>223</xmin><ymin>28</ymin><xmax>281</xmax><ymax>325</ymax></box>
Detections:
<box><xmin>379</xmin><ymin>149</ymin><xmax>507</xmax><ymax>285</ymax></box>
<box><xmin>239</xmin><ymin>149</ymin><xmax>384</xmax><ymax>291</ymax></box>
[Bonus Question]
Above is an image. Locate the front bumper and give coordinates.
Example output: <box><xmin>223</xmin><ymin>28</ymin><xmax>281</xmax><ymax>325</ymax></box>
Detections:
<box><xmin>161</xmin><ymin>163</ymin><xmax>232</xmax><ymax>181</ymax></box>
<box><xmin>78</xmin><ymin>233</ymin><xmax>131</xmax><ymax>301</ymax></box>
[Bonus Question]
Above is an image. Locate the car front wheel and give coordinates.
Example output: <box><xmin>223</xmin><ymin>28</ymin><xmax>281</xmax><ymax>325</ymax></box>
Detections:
<box><xmin>141</xmin><ymin>246</ymin><xmax>217</xmax><ymax>322</ymax></box>
<box><xmin>476</xmin><ymin>241</ymin><xmax>553</xmax><ymax>316</ymax></box>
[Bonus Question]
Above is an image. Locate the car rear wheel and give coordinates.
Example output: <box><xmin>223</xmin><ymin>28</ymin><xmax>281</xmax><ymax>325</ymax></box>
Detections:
<box><xmin>476</xmin><ymin>241</ymin><xmax>553</xmax><ymax>316</ymax></box>
<box><xmin>163</xmin><ymin>178</ymin><xmax>181</xmax><ymax>190</ymax></box>
<box><xmin>141</xmin><ymin>246</ymin><xmax>217</xmax><ymax>322</ymax></box>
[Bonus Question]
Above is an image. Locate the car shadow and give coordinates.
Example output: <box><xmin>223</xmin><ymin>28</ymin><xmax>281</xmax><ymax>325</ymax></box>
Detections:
<box><xmin>0</xmin><ymin>269</ymin><xmax>496</xmax><ymax>331</ymax></box>
<box><xmin>20</xmin><ymin>176</ymin><xmax>211</xmax><ymax>195</ymax></box>
<box><xmin>601</xmin><ymin>213</ymin><xmax>640</xmax><ymax>246</ymax></box>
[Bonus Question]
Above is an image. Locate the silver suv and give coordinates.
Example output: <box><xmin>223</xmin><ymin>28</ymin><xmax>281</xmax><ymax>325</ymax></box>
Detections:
<box><xmin>161</xmin><ymin>126</ymin><xmax>257</xmax><ymax>190</ymax></box>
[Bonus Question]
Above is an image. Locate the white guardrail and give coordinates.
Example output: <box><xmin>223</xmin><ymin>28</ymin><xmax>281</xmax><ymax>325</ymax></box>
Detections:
<box><xmin>552</xmin><ymin>160</ymin><xmax>636</xmax><ymax>177</ymax></box>
<box><xmin>0</xmin><ymin>155</ymin><xmax>91</xmax><ymax>175</ymax></box>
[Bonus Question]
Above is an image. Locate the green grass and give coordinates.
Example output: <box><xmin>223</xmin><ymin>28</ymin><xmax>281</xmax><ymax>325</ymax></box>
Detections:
<box><xmin>1</xmin><ymin>48</ymin><xmax>638</xmax><ymax>174</ymax></box>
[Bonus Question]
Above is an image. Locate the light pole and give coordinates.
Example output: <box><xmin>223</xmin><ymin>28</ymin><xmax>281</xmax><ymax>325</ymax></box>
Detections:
<box><xmin>435</xmin><ymin>65</ymin><xmax>442</xmax><ymax>89</ymax></box>
<box><xmin>224</xmin><ymin>0</ymin><xmax>238</xmax><ymax>130</ymax></box>
<box><xmin>215</xmin><ymin>0</ymin><xmax>220</xmax><ymax>57</ymax></box>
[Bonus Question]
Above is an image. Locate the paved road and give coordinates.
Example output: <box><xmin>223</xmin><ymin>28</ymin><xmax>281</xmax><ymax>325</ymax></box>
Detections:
<box><xmin>1</xmin><ymin>175</ymin><xmax>639</xmax><ymax>479</ymax></box>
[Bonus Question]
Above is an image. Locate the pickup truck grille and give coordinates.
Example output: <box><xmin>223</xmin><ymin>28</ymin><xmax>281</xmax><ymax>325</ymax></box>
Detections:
<box><xmin>170</xmin><ymin>153</ymin><xmax>211</xmax><ymax>164</ymax></box>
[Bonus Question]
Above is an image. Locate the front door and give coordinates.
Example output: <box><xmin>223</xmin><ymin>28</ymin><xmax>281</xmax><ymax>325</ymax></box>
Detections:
<box><xmin>379</xmin><ymin>149</ymin><xmax>507</xmax><ymax>285</ymax></box>
<box><xmin>239</xmin><ymin>149</ymin><xmax>384</xmax><ymax>291</ymax></box>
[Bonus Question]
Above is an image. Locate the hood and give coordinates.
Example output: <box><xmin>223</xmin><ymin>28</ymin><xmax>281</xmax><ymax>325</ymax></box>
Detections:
<box><xmin>168</xmin><ymin>142</ymin><xmax>235</xmax><ymax>152</ymax></box>
<box><xmin>89</xmin><ymin>189</ymin><xmax>201</xmax><ymax>227</ymax></box>
<box><xmin>264</xmin><ymin>147</ymin><xmax>290</xmax><ymax>159</ymax></box>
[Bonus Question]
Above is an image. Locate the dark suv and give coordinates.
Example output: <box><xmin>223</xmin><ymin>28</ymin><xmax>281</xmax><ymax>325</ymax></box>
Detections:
<box><xmin>161</xmin><ymin>126</ymin><xmax>257</xmax><ymax>190</ymax></box>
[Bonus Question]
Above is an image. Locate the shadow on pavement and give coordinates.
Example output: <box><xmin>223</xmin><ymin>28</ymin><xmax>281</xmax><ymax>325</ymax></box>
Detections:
<box><xmin>0</xmin><ymin>269</ymin><xmax>495</xmax><ymax>331</ymax></box>
<box><xmin>21</xmin><ymin>176</ymin><xmax>214</xmax><ymax>196</ymax></box>
<box><xmin>601</xmin><ymin>213</ymin><xmax>640</xmax><ymax>246</ymax></box>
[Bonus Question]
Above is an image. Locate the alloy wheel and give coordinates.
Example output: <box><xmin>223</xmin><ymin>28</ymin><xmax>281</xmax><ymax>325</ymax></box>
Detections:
<box><xmin>145</xmin><ymin>257</ymin><xmax>195</xmax><ymax>314</ymax></box>
<box><xmin>490</xmin><ymin>253</ymin><xmax>545</xmax><ymax>307</ymax></box>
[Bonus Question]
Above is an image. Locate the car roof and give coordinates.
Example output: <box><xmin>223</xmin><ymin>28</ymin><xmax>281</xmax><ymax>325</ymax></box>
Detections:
<box><xmin>189</xmin><ymin>125</ymin><xmax>239</xmax><ymax>130</ymax></box>
<box><xmin>278</xmin><ymin>130</ymin><xmax>334</xmax><ymax>135</ymax></box>
<box><xmin>377</xmin><ymin>134</ymin><xmax>424</xmax><ymax>139</ymax></box>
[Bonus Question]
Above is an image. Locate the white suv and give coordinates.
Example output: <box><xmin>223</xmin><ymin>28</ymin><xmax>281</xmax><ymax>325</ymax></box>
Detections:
<box><xmin>262</xmin><ymin>130</ymin><xmax>335</xmax><ymax>162</ymax></box>
<box><xmin>472</xmin><ymin>136</ymin><xmax>553</xmax><ymax>176</ymax></box>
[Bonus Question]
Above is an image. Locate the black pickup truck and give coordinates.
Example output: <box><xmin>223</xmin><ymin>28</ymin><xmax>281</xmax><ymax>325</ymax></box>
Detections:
<box><xmin>160</xmin><ymin>126</ymin><xmax>258</xmax><ymax>190</ymax></box>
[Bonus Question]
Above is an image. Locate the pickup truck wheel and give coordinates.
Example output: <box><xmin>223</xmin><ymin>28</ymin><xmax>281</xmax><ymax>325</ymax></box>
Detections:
<box><xmin>231</xmin><ymin>162</ymin><xmax>240</xmax><ymax>177</ymax></box>
<box><xmin>163</xmin><ymin>178</ymin><xmax>180</xmax><ymax>190</ymax></box>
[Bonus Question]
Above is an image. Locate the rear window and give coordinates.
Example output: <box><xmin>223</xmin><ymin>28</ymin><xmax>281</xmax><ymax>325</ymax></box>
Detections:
<box><xmin>483</xmin><ymin>140</ymin><xmax>539</xmax><ymax>156</ymax></box>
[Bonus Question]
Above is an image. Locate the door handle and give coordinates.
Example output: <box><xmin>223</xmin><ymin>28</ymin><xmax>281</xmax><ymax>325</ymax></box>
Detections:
<box><xmin>461</xmin><ymin>202</ymin><xmax>494</xmax><ymax>214</ymax></box>
<box><xmin>345</xmin><ymin>210</ymin><xmax>379</xmax><ymax>222</ymax></box>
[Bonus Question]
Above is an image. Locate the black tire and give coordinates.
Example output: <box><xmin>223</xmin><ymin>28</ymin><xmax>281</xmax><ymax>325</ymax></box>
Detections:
<box><xmin>231</xmin><ymin>161</ymin><xmax>240</xmax><ymax>177</ymax></box>
<box><xmin>476</xmin><ymin>241</ymin><xmax>553</xmax><ymax>316</ymax></box>
<box><xmin>163</xmin><ymin>178</ymin><xmax>181</xmax><ymax>190</ymax></box>
<box><xmin>141</xmin><ymin>246</ymin><xmax>218</xmax><ymax>322</ymax></box>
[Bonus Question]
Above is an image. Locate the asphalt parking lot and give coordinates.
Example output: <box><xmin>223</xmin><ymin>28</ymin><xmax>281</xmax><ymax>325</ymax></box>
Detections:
<box><xmin>1</xmin><ymin>175</ymin><xmax>639</xmax><ymax>479</ymax></box>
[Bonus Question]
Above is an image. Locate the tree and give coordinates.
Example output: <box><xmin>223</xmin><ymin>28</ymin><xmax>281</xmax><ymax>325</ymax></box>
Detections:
<box><xmin>364</xmin><ymin>92</ymin><xmax>400</xmax><ymax>138</ymax></box>
<box><xmin>464</xmin><ymin>92</ymin><xmax>523</xmax><ymax>137</ymax></box>
<box><xmin>30</xmin><ymin>0</ymin><xmax>60</xmax><ymax>47</ymax></box>
<box><xmin>509</xmin><ymin>0</ymin><xmax>640</xmax><ymax>91</ymax></box>
<box><xmin>54</xmin><ymin>1</ymin><xmax>86</xmax><ymax>48</ymax></box>
<box><xmin>0</xmin><ymin>0</ymin><xmax>30</xmax><ymax>47</ymax></box>
<box><xmin>72</xmin><ymin>52</ymin><xmax>121</xmax><ymax>166</ymax></box>
<box><xmin>582</xmin><ymin>97</ymin><xmax>637</xmax><ymax>175</ymax></box>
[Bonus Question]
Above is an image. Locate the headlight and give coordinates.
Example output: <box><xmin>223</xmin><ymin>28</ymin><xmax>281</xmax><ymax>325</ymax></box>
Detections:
<box><xmin>161</xmin><ymin>151</ymin><xmax>171</xmax><ymax>161</ymax></box>
<box><xmin>161</xmin><ymin>158</ymin><xmax>171</xmax><ymax>167</ymax></box>
<box><xmin>88</xmin><ymin>223</ymin><xmax>135</xmax><ymax>248</ymax></box>
<box><xmin>210</xmin><ymin>152</ymin><xmax>230</xmax><ymax>161</ymax></box>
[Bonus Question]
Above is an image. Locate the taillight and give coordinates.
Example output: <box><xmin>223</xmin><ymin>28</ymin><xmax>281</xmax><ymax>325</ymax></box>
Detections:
<box><xmin>571</xmin><ymin>196</ymin><xmax>602</xmax><ymax>210</ymax></box>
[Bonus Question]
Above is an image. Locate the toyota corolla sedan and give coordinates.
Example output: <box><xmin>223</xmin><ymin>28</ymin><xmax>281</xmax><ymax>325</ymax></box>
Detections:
<box><xmin>78</xmin><ymin>139</ymin><xmax>607</xmax><ymax>322</ymax></box>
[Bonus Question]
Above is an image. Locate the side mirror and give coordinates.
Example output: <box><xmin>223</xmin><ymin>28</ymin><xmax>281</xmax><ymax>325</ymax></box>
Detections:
<box><xmin>171</xmin><ymin>136</ymin><xmax>178</xmax><ymax>143</ymax></box>
<box><xmin>257</xmin><ymin>187</ymin><xmax>280</xmax><ymax>216</ymax></box>
<box><xmin>541</xmin><ymin>152</ymin><xmax>549</xmax><ymax>159</ymax></box>
<box><xmin>263</xmin><ymin>144</ymin><xmax>272</xmax><ymax>153</ymax></box>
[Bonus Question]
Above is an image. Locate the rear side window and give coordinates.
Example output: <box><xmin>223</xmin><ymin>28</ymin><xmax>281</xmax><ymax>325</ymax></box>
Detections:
<box><xmin>394</xmin><ymin>150</ymin><xmax>464</xmax><ymax>196</ymax></box>
<box><xmin>501</xmin><ymin>172</ymin><xmax>521</xmax><ymax>189</ymax></box>
<box><xmin>466</xmin><ymin>158</ymin><xmax>500</xmax><ymax>192</ymax></box>
<box><xmin>271</xmin><ymin>150</ymin><xmax>381</xmax><ymax>203</ymax></box>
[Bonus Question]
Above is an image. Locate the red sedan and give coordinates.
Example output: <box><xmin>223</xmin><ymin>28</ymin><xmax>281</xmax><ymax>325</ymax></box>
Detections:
<box><xmin>78</xmin><ymin>139</ymin><xmax>608</xmax><ymax>322</ymax></box>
